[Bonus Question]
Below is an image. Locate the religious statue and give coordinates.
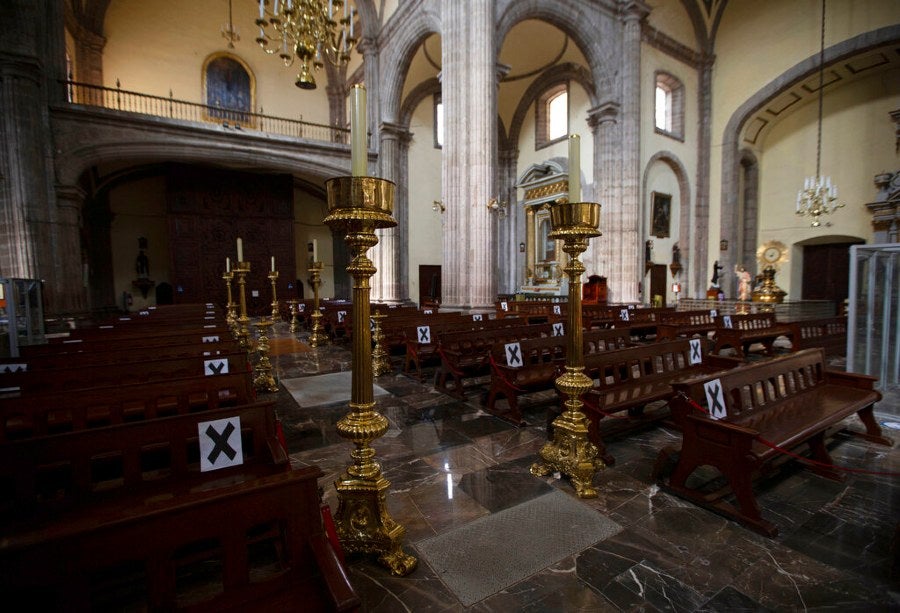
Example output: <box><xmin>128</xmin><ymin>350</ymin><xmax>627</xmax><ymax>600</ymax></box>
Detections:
<box><xmin>135</xmin><ymin>249</ymin><xmax>150</xmax><ymax>278</ymax></box>
<box><xmin>735</xmin><ymin>264</ymin><xmax>752</xmax><ymax>301</ymax></box>
<box><xmin>672</xmin><ymin>243</ymin><xmax>681</xmax><ymax>266</ymax></box>
<box><xmin>711</xmin><ymin>260</ymin><xmax>723</xmax><ymax>286</ymax></box>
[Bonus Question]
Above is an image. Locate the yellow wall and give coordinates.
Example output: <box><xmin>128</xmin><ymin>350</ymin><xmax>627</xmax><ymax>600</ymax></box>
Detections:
<box><xmin>293</xmin><ymin>190</ymin><xmax>334</xmax><ymax>297</ymax></box>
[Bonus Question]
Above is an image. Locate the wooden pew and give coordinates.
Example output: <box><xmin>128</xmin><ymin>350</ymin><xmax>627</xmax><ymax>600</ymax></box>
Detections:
<box><xmin>0</xmin><ymin>371</ymin><xmax>254</xmax><ymax>442</ymax></box>
<box><xmin>436</xmin><ymin>323</ymin><xmax>553</xmax><ymax>398</ymax></box>
<box><xmin>655</xmin><ymin>308</ymin><xmax>721</xmax><ymax>342</ymax></box>
<box><xmin>0</xmin><ymin>401</ymin><xmax>357</xmax><ymax>611</ymax></box>
<box><xmin>0</xmin><ymin>351</ymin><xmax>251</xmax><ymax>395</ymax></box>
<box><xmin>575</xmin><ymin>338</ymin><xmax>741</xmax><ymax>465</ymax></box>
<box><xmin>485</xmin><ymin>328</ymin><xmax>632</xmax><ymax>424</ymax></box>
<box><xmin>712</xmin><ymin>311</ymin><xmax>794</xmax><ymax>358</ymax></box>
<box><xmin>788</xmin><ymin>315</ymin><xmax>847</xmax><ymax>356</ymax></box>
<box><xmin>658</xmin><ymin>348</ymin><xmax>891</xmax><ymax>536</ymax></box>
<box><xmin>26</xmin><ymin>326</ymin><xmax>233</xmax><ymax>356</ymax></box>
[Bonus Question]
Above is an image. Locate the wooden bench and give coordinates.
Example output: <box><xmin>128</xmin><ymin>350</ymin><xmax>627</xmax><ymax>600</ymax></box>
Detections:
<box><xmin>0</xmin><ymin>371</ymin><xmax>255</xmax><ymax>442</ymax></box>
<box><xmin>0</xmin><ymin>401</ymin><xmax>359</xmax><ymax>611</ymax></box>
<box><xmin>26</xmin><ymin>326</ymin><xmax>233</xmax><ymax>356</ymax></box>
<box><xmin>655</xmin><ymin>308</ymin><xmax>720</xmax><ymax>342</ymax></box>
<box><xmin>575</xmin><ymin>338</ymin><xmax>741</xmax><ymax>465</ymax></box>
<box><xmin>485</xmin><ymin>328</ymin><xmax>632</xmax><ymax>424</ymax></box>
<box><xmin>657</xmin><ymin>348</ymin><xmax>892</xmax><ymax>536</ymax></box>
<box><xmin>789</xmin><ymin>316</ymin><xmax>847</xmax><ymax>356</ymax></box>
<box><xmin>712</xmin><ymin>311</ymin><xmax>794</xmax><ymax>358</ymax></box>
<box><xmin>436</xmin><ymin>323</ymin><xmax>553</xmax><ymax>397</ymax></box>
<box><xmin>0</xmin><ymin>351</ymin><xmax>251</xmax><ymax>395</ymax></box>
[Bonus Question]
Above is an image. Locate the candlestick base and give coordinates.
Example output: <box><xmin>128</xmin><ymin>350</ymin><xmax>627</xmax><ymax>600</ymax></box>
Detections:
<box><xmin>308</xmin><ymin>263</ymin><xmax>328</xmax><ymax>348</ymax></box>
<box><xmin>287</xmin><ymin>299</ymin><xmax>300</xmax><ymax>334</ymax></box>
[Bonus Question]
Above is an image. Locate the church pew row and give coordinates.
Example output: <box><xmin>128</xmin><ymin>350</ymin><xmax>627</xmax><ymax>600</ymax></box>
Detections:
<box><xmin>0</xmin><ymin>401</ymin><xmax>358</xmax><ymax>611</ymax></box>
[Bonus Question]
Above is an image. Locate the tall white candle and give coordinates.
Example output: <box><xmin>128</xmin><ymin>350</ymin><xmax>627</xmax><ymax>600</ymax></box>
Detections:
<box><xmin>226</xmin><ymin>257</ymin><xmax>231</xmax><ymax>273</ymax></box>
<box><xmin>313</xmin><ymin>239</ymin><xmax>318</xmax><ymax>262</ymax></box>
<box><xmin>259</xmin><ymin>0</ymin><xmax>265</xmax><ymax>19</ymax></box>
<box><xmin>237</xmin><ymin>237</ymin><xmax>243</xmax><ymax>261</ymax></box>
<box><xmin>271</xmin><ymin>256</ymin><xmax>275</xmax><ymax>272</ymax></box>
<box><xmin>568</xmin><ymin>134</ymin><xmax>581</xmax><ymax>203</ymax></box>
<box><xmin>350</xmin><ymin>84</ymin><xmax>367</xmax><ymax>176</ymax></box>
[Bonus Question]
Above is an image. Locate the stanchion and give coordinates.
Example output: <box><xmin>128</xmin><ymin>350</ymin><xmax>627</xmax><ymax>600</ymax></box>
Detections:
<box><xmin>269</xmin><ymin>270</ymin><xmax>280</xmax><ymax>322</ymax></box>
<box><xmin>307</xmin><ymin>262</ymin><xmax>329</xmax><ymax>347</ymax></box>
<box><xmin>253</xmin><ymin>319</ymin><xmax>279</xmax><ymax>393</ymax></box>
<box><xmin>233</xmin><ymin>261</ymin><xmax>252</xmax><ymax>352</ymax></box>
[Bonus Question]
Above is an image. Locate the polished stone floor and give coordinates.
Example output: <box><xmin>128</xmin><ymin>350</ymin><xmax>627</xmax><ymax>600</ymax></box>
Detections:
<box><xmin>266</xmin><ymin>324</ymin><xmax>900</xmax><ymax>612</ymax></box>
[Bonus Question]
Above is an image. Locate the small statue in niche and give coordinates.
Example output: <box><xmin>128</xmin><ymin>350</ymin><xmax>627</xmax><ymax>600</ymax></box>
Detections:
<box><xmin>672</xmin><ymin>243</ymin><xmax>681</xmax><ymax>266</ymax></box>
<box><xmin>136</xmin><ymin>250</ymin><xmax>150</xmax><ymax>278</ymax></box>
<box><xmin>711</xmin><ymin>260</ymin><xmax>723</xmax><ymax>286</ymax></box>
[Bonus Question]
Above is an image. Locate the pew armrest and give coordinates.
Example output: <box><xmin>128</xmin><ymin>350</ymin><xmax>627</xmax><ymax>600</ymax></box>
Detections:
<box><xmin>309</xmin><ymin>535</ymin><xmax>360</xmax><ymax>613</ymax></box>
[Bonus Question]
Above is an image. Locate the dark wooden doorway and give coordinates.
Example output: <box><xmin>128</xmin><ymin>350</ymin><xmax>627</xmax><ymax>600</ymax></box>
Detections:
<box><xmin>801</xmin><ymin>241</ymin><xmax>863</xmax><ymax>305</ymax></box>
<box><xmin>419</xmin><ymin>265</ymin><xmax>441</xmax><ymax>306</ymax></box>
<box><xmin>649</xmin><ymin>264</ymin><xmax>668</xmax><ymax>307</ymax></box>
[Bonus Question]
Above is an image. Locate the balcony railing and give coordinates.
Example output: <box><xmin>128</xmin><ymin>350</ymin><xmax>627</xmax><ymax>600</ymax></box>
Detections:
<box><xmin>62</xmin><ymin>80</ymin><xmax>351</xmax><ymax>145</ymax></box>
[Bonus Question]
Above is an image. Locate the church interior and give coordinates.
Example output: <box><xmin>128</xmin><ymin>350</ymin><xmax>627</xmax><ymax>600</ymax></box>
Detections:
<box><xmin>0</xmin><ymin>0</ymin><xmax>899</xmax><ymax>610</ymax></box>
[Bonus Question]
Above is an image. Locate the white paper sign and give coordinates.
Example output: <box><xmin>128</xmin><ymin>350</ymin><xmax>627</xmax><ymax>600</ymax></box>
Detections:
<box><xmin>202</xmin><ymin>335</ymin><xmax>220</xmax><ymax>343</ymax></box>
<box><xmin>620</xmin><ymin>309</ymin><xmax>630</xmax><ymax>321</ymax></box>
<box><xmin>553</xmin><ymin>305</ymin><xmax>561</xmax><ymax>315</ymax></box>
<box><xmin>1</xmin><ymin>363</ymin><xmax>27</xmax><ymax>373</ymax></box>
<box><xmin>552</xmin><ymin>322</ymin><xmax>565</xmax><ymax>337</ymax></box>
<box><xmin>337</xmin><ymin>310</ymin><xmax>347</xmax><ymax>323</ymax></box>
<box><xmin>416</xmin><ymin>325</ymin><xmax>431</xmax><ymax>344</ymax></box>
<box><xmin>298</xmin><ymin>303</ymin><xmax>306</xmax><ymax>312</ymax></box>
<box><xmin>199</xmin><ymin>416</ymin><xmax>244</xmax><ymax>472</ymax></box>
<box><xmin>710</xmin><ymin>309</ymin><xmax>718</xmax><ymax>318</ymax></box>
<box><xmin>472</xmin><ymin>314</ymin><xmax>483</xmax><ymax>321</ymax></box>
<box><xmin>688</xmin><ymin>339</ymin><xmax>703</xmax><ymax>365</ymax></box>
<box><xmin>500</xmin><ymin>301</ymin><xmax>509</xmax><ymax>311</ymax></box>
<box><xmin>204</xmin><ymin>358</ymin><xmax>229</xmax><ymax>376</ymax></box>
<box><xmin>704</xmin><ymin>379</ymin><xmax>727</xmax><ymax>420</ymax></box>
<box><xmin>722</xmin><ymin>315</ymin><xmax>733</xmax><ymax>329</ymax></box>
<box><xmin>504</xmin><ymin>342</ymin><xmax>523</xmax><ymax>367</ymax></box>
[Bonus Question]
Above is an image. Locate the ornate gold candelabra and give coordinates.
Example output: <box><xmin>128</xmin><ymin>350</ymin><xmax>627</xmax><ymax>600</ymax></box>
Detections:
<box><xmin>371</xmin><ymin>310</ymin><xmax>391</xmax><ymax>377</ymax></box>
<box><xmin>234</xmin><ymin>261</ymin><xmax>252</xmax><ymax>351</ymax></box>
<box><xmin>531</xmin><ymin>201</ymin><xmax>604</xmax><ymax>498</ymax></box>
<box><xmin>253</xmin><ymin>318</ymin><xmax>279</xmax><ymax>393</ymax></box>
<box><xmin>268</xmin><ymin>270</ymin><xmax>280</xmax><ymax>322</ymax></box>
<box><xmin>324</xmin><ymin>175</ymin><xmax>416</xmax><ymax>576</ymax></box>
<box><xmin>307</xmin><ymin>262</ymin><xmax>329</xmax><ymax>347</ymax></box>
<box><xmin>287</xmin><ymin>299</ymin><xmax>300</xmax><ymax>334</ymax></box>
<box><xmin>223</xmin><ymin>270</ymin><xmax>238</xmax><ymax>333</ymax></box>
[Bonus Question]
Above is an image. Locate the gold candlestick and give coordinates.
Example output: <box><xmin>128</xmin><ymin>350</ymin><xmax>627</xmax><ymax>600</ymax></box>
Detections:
<box><xmin>253</xmin><ymin>319</ymin><xmax>279</xmax><ymax>393</ymax></box>
<box><xmin>234</xmin><ymin>261</ymin><xmax>252</xmax><ymax>352</ymax></box>
<box><xmin>268</xmin><ymin>270</ymin><xmax>280</xmax><ymax>322</ymax></box>
<box><xmin>287</xmin><ymin>299</ymin><xmax>300</xmax><ymax>334</ymax></box>
<box><xmin>223</xmin><ymin>270</ymin><xmax>238</xmax><ymax>333</ymax></box>
<box><xmin>371</xmin><ymin>310</ymin><xmax>391</xmax><ymax>377</ymax></box>
<box><xmin>531</xmin><ymin>200</ymin><xmax>604</xmax><ymax>498</ymax></box>
<box><xmin>307</xmin><ymin>262</ymin><xmax>329</xmax><ymax>348</ymax></box>
<box><xmin>324</xmin><ymin>175</ymin><xmax>417</xmax><ymax>577</ymax></box>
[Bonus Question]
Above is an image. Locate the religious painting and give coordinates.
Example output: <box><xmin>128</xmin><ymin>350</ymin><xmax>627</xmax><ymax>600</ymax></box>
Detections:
<box><xmin>204</xmin><ymin>55</ymin><xmax>253</xmax><ymax>125</ymax></box>
<box><xmin>650</xmin><ymin>191</ymin><xmax>671</xmax><ymax>238</ymax></box>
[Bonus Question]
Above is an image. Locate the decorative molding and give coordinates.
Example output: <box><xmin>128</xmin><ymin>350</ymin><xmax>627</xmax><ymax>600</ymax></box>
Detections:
<box><xmin>524</xmin><ymin>180</ymin><xmax>568</xmax><ymax>202</ymax></box>
<box><xmin>641</xmin><ymin>24</ymin><xmax>703</xmax><ymax>69</ymax></box>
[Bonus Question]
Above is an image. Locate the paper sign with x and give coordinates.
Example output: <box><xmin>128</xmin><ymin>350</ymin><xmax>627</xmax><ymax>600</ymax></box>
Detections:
<box><xmin>338</xmin><ymin>310</ymin><xmax>347</xmax><ymax>323</ymax></box>
<box><xmin>620</xmin><ymin>309</ymin><xmax>630</xmax><ymax>321</ymax></box>
<box><xmin>704</xmin><ymin>379</ymin><xmax>727</xmax><ymax>420</ymax></box>
<box><xmin>500</xmin><ymin>301</ymin><xmax>509</xmax><ymax>311</ymax></box>
<box><xmin>710</xmin><ymin>309</ymin><xmax>718</xmax><ymax>318</ymax></box>
<box><xmin>722</xmin><ymin>315</ymin><xmax>733</xmax><ymax>329</ymax></box>
<box><xmin>204</xmin><ymin>358</ymin><xmax>229</xmax><ymax>376</ymax></box>
<box><xmin>553</xmin><ymin>305</ymin><xmax>561</xmax><ymax>315</ymax></box>
<box><xmin>552</xmin><ymin>323</ymin><xmax>565</xmax><ymax>337</ymax></box>
<box><xmin>199</xmin><ymin>416</ymin><xmax>244</xmax><ymax>472</ymax></box>
<box><xmin>689</xmin><ymin>339</ymin><xmax>702</xmax><ymax>365</ymax></box>
<box><xmin>505</xmin><ymin>342</ymin><xmax>523</xmax><ymax>367</ymax></box>
<box><xmin>417</xmin><ymin>325</ymin><xmax>431</xmax><ymax>344</ymax></box>
<box><xmin>472</xmin><ymin>314</ymin><xmax>483</xmax><ymax>321</ymax></box>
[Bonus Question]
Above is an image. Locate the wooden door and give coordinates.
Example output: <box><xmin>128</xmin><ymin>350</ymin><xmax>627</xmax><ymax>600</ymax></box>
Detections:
<box><xmin>801</xmin><ymin>241</ymin><xmax>862</xmax><ymax>305</ymax></box>
<box><xmin>650</xmin><ymin>264</ymin><xmax>668</xmax><ymax>307</ymax></box>
<box><xmin>419</xmin><ymin>265</ymin><xmax>441</xmax><ymax>305</ymax></box>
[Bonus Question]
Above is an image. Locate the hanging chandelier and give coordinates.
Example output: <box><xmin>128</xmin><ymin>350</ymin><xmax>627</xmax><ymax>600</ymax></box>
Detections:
<box><xmin>255</xmin><ymin>0</ymin><xmax>358</xmax><ymax>90</ymax></box>
<box><xmin>795</xmin><ymin>0</ymin><xmax>843</xmax><ymax>228</ymax></box>
<box><xmin>222</xmin><ymin>0</ymin><xmax>240</xmax><ymax>48</ymax></box>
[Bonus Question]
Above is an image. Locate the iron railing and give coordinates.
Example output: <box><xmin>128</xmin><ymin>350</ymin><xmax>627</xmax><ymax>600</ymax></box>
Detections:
<box><xmin>62</xmin><ymin>80</ymin><xmax>351</xmax><ymax>144</ymax></box>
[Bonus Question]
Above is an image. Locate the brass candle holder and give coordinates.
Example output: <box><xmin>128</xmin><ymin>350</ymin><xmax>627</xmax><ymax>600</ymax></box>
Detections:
<box><xmin>223</xmin><ymin>270</ymin><xmax>238</xmax><ymax>334</ymax></box>
<box><xmin>287</xmin><ymin>299</ymin><xmax>300</xmax><ymax>334</ymax></box>
<box><xmin>307</xmin><ymin>262</ymin><xmax>329</xmax><ymax>348</ymax></box>
<box><xmin>531</xmin><ymin>200</ymin><xmax>604</xmax><ymax>498</ymax></box>
<box><xmin>371</xmin><ymin>310</ymin><xmax>391</xmax><ymax>377</ymax></box>
<box><xmin>252</xmin><ymin>318</ymin><xmax>279</xmax><ymax>393</ymax></box>
<box><xmin>324</xmin><ymin>175</ymin><xmax>416</xmax><ymax>577</ymax></box>
<box><xmin>234</xmin><ymin>261</ymin><xmax>252</xmax><ymax>352</ymax></box>
<box><xmin>268</xmin><ymin>270</ymin><xmax>280</xmax><ymax>322</ymax></box>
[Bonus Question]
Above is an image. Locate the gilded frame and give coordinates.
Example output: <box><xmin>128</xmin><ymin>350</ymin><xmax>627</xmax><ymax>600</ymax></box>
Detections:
<box><xmin>650</xmin><ymin>191</ymin><xmax>671</xmax><ymax>238</ymax></box>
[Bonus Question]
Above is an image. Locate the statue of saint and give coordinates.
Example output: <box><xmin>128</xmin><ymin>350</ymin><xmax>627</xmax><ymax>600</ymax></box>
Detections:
<box><xmin>136</xmin><ymin>249</ymin><xmax>150</xmax><ymax>278</ymax></box>
<box><xmin>735</xmin><ymin>264</ymin><xmax>752</xmax><ymax>301</ymax></box>
<box><xmin>711</xmin><ymin>260</ymin><xmax>723</xmax><ymax>286</ymax></box>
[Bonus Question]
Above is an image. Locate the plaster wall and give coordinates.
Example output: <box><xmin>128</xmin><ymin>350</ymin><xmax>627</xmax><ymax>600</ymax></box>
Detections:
<box><xmin>293</xmin><ymin>190</ymin><xmax>335</xmax><ymax>297</ymax></box>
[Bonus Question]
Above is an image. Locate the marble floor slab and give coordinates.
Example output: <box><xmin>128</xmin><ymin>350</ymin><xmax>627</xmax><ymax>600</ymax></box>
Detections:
<box><xmin>267</xmin><ymin>324</ymin><xmax>900</xmax><ymax>611</ymax></box>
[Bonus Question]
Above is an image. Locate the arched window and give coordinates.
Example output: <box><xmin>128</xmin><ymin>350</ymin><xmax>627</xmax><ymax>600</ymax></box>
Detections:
<box><xmin>204</xmin><ymin>54</ymin><xmax>254</xmax><ymax>125</ymax></box>
<box><xmin>536</xmin><ymin>83</ymin><xmax>568</xmax><ymax>149</ymax></box>
<box><xmin>654</xmin><ymin>72</ymin><xmax>684</xmax><ymax>140</ymax></box>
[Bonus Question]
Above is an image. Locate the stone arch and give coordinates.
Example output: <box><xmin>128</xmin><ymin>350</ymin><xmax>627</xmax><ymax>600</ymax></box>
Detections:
<box><xmin>379</xmin><ymin>6</ymin><xmax>441</xmax><ymax>124</ymax></box>
<box><xmin>718</xmin><ymin>25</ymin><xmax>900</xmax><ymax>293</ymax></box>
<box><xmin>642</xmin><ymin>150</ymin><xmax>692</xmax><ymax>294</ymax></box>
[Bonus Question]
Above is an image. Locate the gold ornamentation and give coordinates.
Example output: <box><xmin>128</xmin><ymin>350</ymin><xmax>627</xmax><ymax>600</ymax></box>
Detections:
<box><xmin>324</xmin><ymin>175</ymin><xmax>417</xmax><ymax>577</ymax></box>
<box><xmin>223</xmin><ymin>270</ymin><xmax>238</xmax><ymax>334</ymax></box>
<box><xmin>252</xmin><ymin>319</ymin><xmax>279</xmax><ymax>393</ymax></box>
<box><xmin>371</xmin><ymin>311</ymin><xmax>391</xmax><ymax>377</ymax></box>
<box><xmin>268</xmin><ymin>270</ymin><xmax>280</xmax><ymax>321</ymax></box>
<box><xmin>307</xmin><ymin>262</ymin><xmax>328</xmax><ymax>348</ymax></box>
<box><xmin>234</xmin><ymin>261</ymin><xmax>252</xmax><ymax>352</ymax></box>
<box><xmin>757</xmin><ymin>240</ymin><xmax>788</xmax><ymax>270</ymax></box>
<box><xmin>287</xmin><ymin>299</ymin><xmax>300</xmax><ymax>334</ymax></box>
<box><xmin>531</xmin><ymin>200</ymin><xmax>604</xmax><ymax>498</ymax></box>
<box><xmin>524</xmin><ymin>180</ymin><xmax>569</xmax><ymax>201</ymax></box>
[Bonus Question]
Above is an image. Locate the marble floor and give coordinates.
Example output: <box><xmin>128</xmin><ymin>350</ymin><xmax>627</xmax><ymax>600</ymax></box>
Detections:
<box><xmin>266</xmin><ymin>324</ymin><xmax>900</xmax><ymax>612</ymax></box>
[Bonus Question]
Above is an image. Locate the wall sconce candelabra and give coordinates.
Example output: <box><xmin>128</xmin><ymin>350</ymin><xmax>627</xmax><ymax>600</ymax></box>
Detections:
<box><xmin>432</xmin><ymin>199</ymin><xmax>445</xmax><ymax>214</ymax></box>
<box><xmin>486</xmin><ymin>197</ymin><xmax>508</xmax><ymax>218</ymax></box>
<box><xmin>255</xmin><ymin>0</ymin><xmax>358</xmax><ymax>89</ymax></box>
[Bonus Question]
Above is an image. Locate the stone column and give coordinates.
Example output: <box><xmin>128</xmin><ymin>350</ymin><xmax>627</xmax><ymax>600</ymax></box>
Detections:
<box><xmin>441</xmin><ymin>0</ymin><xmax>496</xmax><ymax>309</ymax></box>
<box><xmin>695</xmin><ymin>53</ymin><xmax>714</xmax><ymax>297</ymax></box>
<box><xmin>378</xmin><ymin>121</ymin><xmax>412</xmax><ymax>303</ymax></box>
<box><xmin>618</xmin><ymin>1</ymin><xmax>650</xmax><ymax>304</ymax></box>
<box><xmin>54</xmin><ymin>185</ymin><xmax>89</xmax><ymax>312</ymax></box>
<box><xmin>72</xmin><ymin>25</ymin><xmax>105</xmax><ymax>87</ymax></box>
<box><xmin>586</xmin><ymin>101</ymin><xmax>621</xmax><ymax>296</ymax></box>
<box><xmin>498</xmin><ymin>147</ymin><xmax>519</xmax><ymax>294</ymax></box>
<box><xmin>0</xmin><ymin>0</ymin><xmax>78</xmax><ymax>315</ymax></box>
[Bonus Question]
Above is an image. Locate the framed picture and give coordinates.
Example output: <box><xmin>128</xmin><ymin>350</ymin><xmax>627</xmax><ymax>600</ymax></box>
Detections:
<box><xmin>651</xmin><ymin>192</ymin><xmax>671</xmax><ymax>238</ymax></box>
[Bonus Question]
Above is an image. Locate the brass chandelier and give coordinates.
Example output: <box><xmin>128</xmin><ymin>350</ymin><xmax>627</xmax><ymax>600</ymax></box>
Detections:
<box><xmin>795</xmin><ymin>0</ymin><xmax>843</xmax><ymax>227</ymax></box>
<box><xmin>255</xmin><ymin>0</ymin><xmax>358</xmax><ymax>89</ymax></box>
